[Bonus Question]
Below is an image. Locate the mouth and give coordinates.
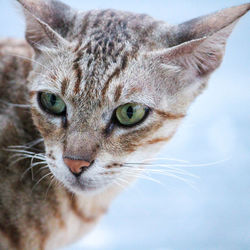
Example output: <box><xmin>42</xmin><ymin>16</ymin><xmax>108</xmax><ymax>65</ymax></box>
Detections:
<box><xmin>65</xmin><ymin>175</ymin><xmax>113</xmax><ymax>194</ymax></box>
<box><xmin>47</xmin><ymin>160</ymin><xmax>124</xmax><ymax>194</ymax></box>
<box><xmin>72</xmin><ymin>182</ymin><xmax>101</xmax><ymax>193</ymax></box>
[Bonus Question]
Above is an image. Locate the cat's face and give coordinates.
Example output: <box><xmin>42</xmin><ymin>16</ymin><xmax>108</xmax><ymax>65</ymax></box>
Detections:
<box><xmin>19</xmin><ymin>0</ymin><xmax>249</xmax><ymax>194</ymax></box>
<box><xmin>28</xmin><ymin>41</ymin><xmax>185</xmax><ymax>194</ymax></box>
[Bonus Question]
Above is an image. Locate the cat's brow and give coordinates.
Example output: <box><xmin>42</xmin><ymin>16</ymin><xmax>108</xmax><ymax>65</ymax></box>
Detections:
<box><xmin>102</xmin><ymin>68</ymin><xmax>121</xmax><ymax>99</ymax></box>
<box><xmin>61</xmin><ymin>78</ymin><xmax>69</xmax><ymax>96</ymax></box>
<box><xmin>117</xmin><ymin>110</ymin><xmax>184</xmax><ymax>152</ymax></box>
<box><xmin>113</xmin><ymin>84</ymin><xmax>123</xmax><ymax>102</ymax></box>
<box><xmin>125</xmin><ymin>87</ymin><xmax>142</xmax><ymax>98</ymax></box>
<box><xmin>118</xmin><ymin>121</ymin><xmax>164</xmax><ymax>152</ymax></box>
<box><xmin>154</xmin><ymin>109</ymin><xmax>185</xmax><ymax>120</ymax></box>
<box><xmin>101</xmin><ymin>53</ymin><xmax>131</xmax><ymax>99</ymax></box>
<box><xmin>73</xmin><ymin>51</ymin><xmax>83</xmax><ymax>94</ymax></box>
<box><xmin>141</xmin><ymin>135</ymin><xmax>174</xmax><ymax>146</ymax></box>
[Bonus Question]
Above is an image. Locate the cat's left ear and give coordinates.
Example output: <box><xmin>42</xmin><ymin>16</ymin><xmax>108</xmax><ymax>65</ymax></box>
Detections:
<box><xmin>17</xmin><ymin>0</ymin><xmax>75</xmax><ymax>51</ymax></box>
<box><xmin>149</xmin><ymin>4</ymin><xmax>249</xmax><ymax>80</ymax></box>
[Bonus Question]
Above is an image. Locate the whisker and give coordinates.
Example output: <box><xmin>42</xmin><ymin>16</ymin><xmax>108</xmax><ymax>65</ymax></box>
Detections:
<box><xmin>29</xmin><ymin>155</ymin><xmax>45</xmax><ymax>180</ymax></box>
<box><xmin>124</xmin><ymin>159</ymin><xmax>229</xmax><ymax>168</ymax></box>
<box><xmin>0</xmin><ymin>100</ymin><xmax>30</xmax><ymax>109</ymax></box>
<box><xmin>122</xmin><ymin>166</ymin><xmax>199</xmax><ymax>179</ymax></box>
<box><xmin>105</xmin><ymin>163</ymin><xmax>198</xmax><ymax>180</ymax></box>
<box><xmin>20</xmin><ymin>161</ymin><xmax>47</xmax><ymax>180</ymax></box>
<box><xmin>114</xmin><ymin>178</ymin><xmax>128</xmax><ymax>189</ymax></box>
<box><xmin>32</xmin><ymin>172</ymin><xmax>53</xmax><ymax>192</ymax></box>
<box><xmin>44</xmin><ymin>177</ymin><xmax>56</xmax><ymax>201</ymax></box>
<box><xmin>9</xmin><ymin>153</ymin><xmax>46</xmax><ymax>162</ymax></box>
<box><xmin>116</xmin><ymin>176</ymin><xmax>132</xmax><ymax>186</ymax></box>
<box><xmin>30</xmin><ymin>161</ymin><xmax>47</xmax><ymax>167</ymax></box>
<box><xmin>13</xmin><ymin>156</ymin><xmax>46</xmax><ymax>167</ymax></box>
<box><xmin>8</xmin><ymin>138</ymin><xmax>43</xmax><ymax>149</ymax></box>
<box><xmin>7</xmin><ymin>150</ymin><xmax>43</xmax><ymax>157</ymax></box>
<box><xmin>123</xmin><ymin>170</ymin><xmax>164</xmax><ymax>186</ymax></box>
<box><xmin>128</xmin><ymin>168</ymin><xmax>195</xmax><ymax>188</ymax></box>
<box><xmin>6</xmin><ymin>149</ymin><xmax>45</xmax><ymax>156</ymax></box>
<box><xmin>9</xmin><ymin>156</ymin><xmax>30</xmax><ymax>167</ymax></box>
<box><xmin>130</xmin><ymin>165</ymin><xmax>198</xmax><ymax>188</ymax></box>
<box><xmin>33</xmin><ymin>165</ymin><xmax>50</xmax><ymax>179</ymax></box>
<box><xmin>8</xmin><ymin>153</ymin><xmax>44</xmax><ymax>167</ymax></box>
<box><xmin>128</xmin><ymin>163</ymin><xmax>196</xmax><ymax>174</ymax></box>
<box><xmin>126</xmin><ymin>157</ymin><xmax>189</xmax><ymax>164</ymax></box>
<box><xmin>38</xmin><ymin>165</ymin><xmax>49</xmax><ymax>171</ymax></box>
<box><xmin>7</xmin><ymin>143</ymin><xmax>47</xmax><ymax>182</ymax></box>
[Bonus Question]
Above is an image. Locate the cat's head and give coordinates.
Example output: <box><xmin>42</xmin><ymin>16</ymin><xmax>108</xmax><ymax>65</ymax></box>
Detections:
<box><xmin>18</xmin><ymin>0</ymin><xmax>249</xmax><ymax>194</ymax></box>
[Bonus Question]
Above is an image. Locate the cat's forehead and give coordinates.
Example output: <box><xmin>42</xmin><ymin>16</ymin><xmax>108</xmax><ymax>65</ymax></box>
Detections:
<box><xmin>33</xmin><ymin>10</ymin><xmax>163</xmax><ymax>107</ymax></box>
<box><xmin>70</xmin><ymin>9</ymin><xmax>166</xmax><ymax>64</ymax></box>
<box><xmin>75</xmin><ymin>9</ymin><xmax>161</xmax><ymax>45</ymax></box>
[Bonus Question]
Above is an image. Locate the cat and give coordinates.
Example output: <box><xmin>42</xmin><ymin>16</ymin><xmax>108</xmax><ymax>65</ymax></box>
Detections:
<box><xmin>0</xmin><ymin>0</ymin><xmax>249</xmax><ymax>249</ymax></box>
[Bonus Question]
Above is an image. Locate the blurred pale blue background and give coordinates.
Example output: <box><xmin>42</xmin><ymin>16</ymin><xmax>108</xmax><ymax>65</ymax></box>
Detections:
<box><xmin>1</xmin><ymin>0</ymin><xmax>249</xmax><ymax>249</ymax></box>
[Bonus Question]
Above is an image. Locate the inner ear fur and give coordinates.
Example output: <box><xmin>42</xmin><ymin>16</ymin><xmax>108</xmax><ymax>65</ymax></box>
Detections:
<box><xmin>154</xmin><ymin>3</ymin><xmax>250</xmax><ymax>77</ymax></box>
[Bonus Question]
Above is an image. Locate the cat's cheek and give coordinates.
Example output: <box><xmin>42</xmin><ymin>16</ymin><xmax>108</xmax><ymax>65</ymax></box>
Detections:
<box><xmin>31</xmin><ymin>108</ymin><xmax>64</xmax><ymax>139</ymax></box>
<box><xmin>46</xmin><ymin>153</ymin><xmax>74</xmax><ymax>189</ymax></box>
<box><xmin>44</xmin><ymin>144</ymin><xmax>64</xmax><ymax>166</ymax></box>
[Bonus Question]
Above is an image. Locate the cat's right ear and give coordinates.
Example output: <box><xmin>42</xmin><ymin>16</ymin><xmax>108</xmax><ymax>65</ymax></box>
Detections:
<box><xmin>146</xmin><ymin>3</ymin><xmax>249</xmax><ymax>95</ymax></box>
<box><xmin>17</xmin><ymin>0</ymin><xmax>74</xmax><ymax>51</ymax></box>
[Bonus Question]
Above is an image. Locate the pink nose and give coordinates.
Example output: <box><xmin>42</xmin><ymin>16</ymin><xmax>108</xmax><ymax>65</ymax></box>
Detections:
<box><xmin>63</xmin><ymin>158</ymin><xmax>91</xmax><ymax>175</ymax></box>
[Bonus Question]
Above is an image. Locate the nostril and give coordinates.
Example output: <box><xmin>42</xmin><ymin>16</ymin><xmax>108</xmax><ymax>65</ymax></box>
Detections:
<box><xmin>89</xmin><ymin>160</ymin><xmax>95</xmax><ymax>167</ymax></box>
<box><xmin>71</xmin><ymin>169</ymin><xmax>83</xmax><ymax>177</ymax></box>
<box><xmin>63</xmin><ymin>157</ymin><xmax>95</xmax><ymax>177</ymax></box>
<box><xmin>79</xmin><ymin>166</ymin><xmax>87</xmax><ymax>173</ymax></box>
<box><xmin>71</xmin><ymin>163</ymin><xmax>92</xmax><ymax>177</ymax></box>
<box><xmin>78</xmin><ymin>160</ymin><xmax>94</xmax><ymax>173</ymax></box>
<box><xmin>69</xmin><ymin>165</ymin><xmax>86</xmax><ymax>177</ymax></box>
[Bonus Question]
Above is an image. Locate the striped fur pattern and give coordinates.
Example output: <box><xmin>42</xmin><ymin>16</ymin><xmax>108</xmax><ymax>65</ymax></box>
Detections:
<box><xmin>0</xmin><ymin>0</ymin><xmax>249</xmax><ymax>249</ymax></box>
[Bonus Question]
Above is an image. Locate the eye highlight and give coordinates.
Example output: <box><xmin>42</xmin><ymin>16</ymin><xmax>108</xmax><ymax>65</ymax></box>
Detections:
<box><xmin>115</xmin><ymin>103</ymin><xmax>149</xmax><ymax>127</ymax></box>
<box><xmin>38</xmin><ymin>92</ymin><xmax>66</xmax><ymax>116</ymax></box>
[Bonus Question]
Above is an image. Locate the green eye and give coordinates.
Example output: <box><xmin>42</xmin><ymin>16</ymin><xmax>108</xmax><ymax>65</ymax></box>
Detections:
<box><xmin>39</xmin><ymin>92</ymin><xmax>66</xmax><ymax>115</ymax></box>
<box><xmin>115</xmin><ymin>103</ymin><xmax>149</xmax><ymax>126</ymax></box>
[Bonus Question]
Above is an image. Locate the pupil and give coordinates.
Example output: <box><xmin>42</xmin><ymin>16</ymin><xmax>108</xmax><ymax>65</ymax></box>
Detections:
<box><xmin>127</xmin><ymin>106</ymin><xmax>134</xmax><ymax>119</ymax></box>
<box><xmin>50</xmin><ymin>94</ymin><xmax>57</xmax><ymax>106</ymax></box>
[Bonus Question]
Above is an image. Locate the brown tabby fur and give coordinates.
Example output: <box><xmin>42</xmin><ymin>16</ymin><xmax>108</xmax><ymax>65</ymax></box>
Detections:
<box><xmin>0</xmin><ymin>1</ymin><xmax>249</xmax><ymax>249</ymax></box>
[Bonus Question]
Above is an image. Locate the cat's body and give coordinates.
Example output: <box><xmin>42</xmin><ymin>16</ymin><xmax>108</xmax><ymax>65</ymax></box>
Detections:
<box><xmin>0</xmin><ymin>1</ymin><xmax>249</xmax><ymax>249</ymax></box>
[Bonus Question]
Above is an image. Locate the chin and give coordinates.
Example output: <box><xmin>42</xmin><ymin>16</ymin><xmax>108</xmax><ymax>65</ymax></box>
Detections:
<box><xmin>67</xmin><ymin>181</ymin><xmax>109</xmax><ymax>195</ymax></box>
<box><xmin>58</xmin><ymin>175</ymin><xmax>119</xmax><ymax>196</ymax></box>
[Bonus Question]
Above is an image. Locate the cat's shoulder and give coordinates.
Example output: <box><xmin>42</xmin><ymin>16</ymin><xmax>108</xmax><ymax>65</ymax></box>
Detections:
<box><xmin>0</xmin><ymin>38</ymin><xmax>33</xmax><ymax>105</ymax></box>
<box><xmin>0</xmin><ymin>38</ymin><xmax>33</xmax><ymax>83</ymax></box>
<box><xmin>0</xmin><ymin>38</ymin><xmax>32</xmax><ymax>58</ymax></box>
<box><xmin>0</xmin><ymin>39</ymin><xmax>37</xmax><ymax>160</ymax></box>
